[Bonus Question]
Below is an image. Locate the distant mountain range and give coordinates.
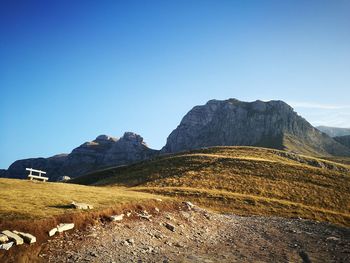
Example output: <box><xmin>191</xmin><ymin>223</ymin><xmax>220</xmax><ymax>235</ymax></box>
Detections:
<box><xmin>316</xmin><ymin>126</ymin><xmax>350</xmax><ymax>137</ymax></box>
<box><xmin>1</xmin><ymin>98</ymin><xmax>349</xmax><ymax>181</ymax></box>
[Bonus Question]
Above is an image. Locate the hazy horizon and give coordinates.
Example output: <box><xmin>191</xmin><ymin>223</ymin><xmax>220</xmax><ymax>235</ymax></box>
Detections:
<box><xmin>1</xmin><ymin>0</ymin><xmax>350</xmax><ymax>168</ymax></box>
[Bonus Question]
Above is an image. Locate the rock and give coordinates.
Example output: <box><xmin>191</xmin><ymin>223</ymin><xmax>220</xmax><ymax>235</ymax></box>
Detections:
<box><xmin>49</xmin><ymin>227</ymin><xmax>58</xmax><ymax>237</ymax></box>
<box><xmin>0</xmin><ymin>241</ymin><xmax>14</xmax><ymax>250</ymax></box>
<box><xmin>154</xmin><ymin>198</ymin><xmax>163</xmax><ymax>202</ymax></box>
<box><xmin>110</xmin><ymin>214</ymin><xmax>124</xmax><ymax>221</ymax></box>
<box><xmin>57</xmin><ymin>223</ymin><xmax>75</xmax><ymax>233</ymax></box>
<box><xmin>90</xmin><ymin>251</ymin><xmax>97</xmax><ymax>257</ymax></box>
<box><xmin>161</xmin><ymin>99</ymin><xmax>350</xmax><ymax>157</ymax></box>
<box><xmin>174</xmin><ymin>242</ymin><xmax>185</xmax><ymax>248</ymax></box>
<box><xmin>58</xmin><ymin>176</ymin><xmax>71</xmax><ymax>182</ymax></box>
<box><xmin>183</xmin><ymin>201</ymin><xmax>195</xmax><ymax>210</ymax></box>
<box><xmin>138</xmin><ymin>211</ymin><xmax>152</xmax><ymax>221</ymax></box>
<box><xmin>126</xmin><ymin>238</ymin><xmax>134</xmax><ymax>245</ymax></box>
<box><xmin>326</xmin><ymin>236</ymin><xmax>340</xmax><ymax>241</ymax></box>
<box><xmin>71</xmin><ymin>201</ymin><xmax>93</xmax><ymax>210</ymax></box>
<box><xmin>2</xmin><ymin>230</ymin><xmax>24</xmax><ymax>245</ymax></box>
<box><xmin>0</xmin><ymin>234</ymin><xmax>9</xmax><ymax>244</ymax></box>
<box><xmin>165</xmin><ymin>223</ymin><xmax>176</xmax><ymax>232</ymax></box>
<box><xmin>204</xmin><ymin>213</ymin><xmax>211</xmax><ymax>220</ymax></box>
<box><xmin>154</xmin><ymin>207</ymin><xmax>160</xmax><ymax>213</ymax></box>
<box><xmin>126</xmin><ymin>212</ymin><xmax>132</xmax><ymax>217</ymax></box>
<box><xmin>13</xmin><ymin>231</ymin><xmax>36</xmax><ymax>244</ymax></box>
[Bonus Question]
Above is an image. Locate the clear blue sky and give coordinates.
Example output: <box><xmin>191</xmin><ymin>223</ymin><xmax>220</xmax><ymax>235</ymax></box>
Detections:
<box><xmin>1</xmin><ymin>0</ymin><xmax>349</xmax><ymax>168</ymax></box>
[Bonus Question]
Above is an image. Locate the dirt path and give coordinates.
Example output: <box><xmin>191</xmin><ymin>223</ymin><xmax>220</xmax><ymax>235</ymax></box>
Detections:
<box><xmin>40</xmin><ymin>204</ymin><xmax>350</xmax><ymax>263</ymax></box>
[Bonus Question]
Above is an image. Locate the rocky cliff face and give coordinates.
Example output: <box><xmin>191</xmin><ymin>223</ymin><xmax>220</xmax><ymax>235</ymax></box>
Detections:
<box><xmin>5</xmin><ymin>132</ymin><xmax>158</xmax><ymax>181</ymax></box>
<box><xmin>334</xmin><ymin>135</ymin><xmax>350</xmax><ymax>149</ymax></box>
<box><xmin>162</xmin><ymin>99</ymin><xmax>350</xmax><ymax>156</ymax></box>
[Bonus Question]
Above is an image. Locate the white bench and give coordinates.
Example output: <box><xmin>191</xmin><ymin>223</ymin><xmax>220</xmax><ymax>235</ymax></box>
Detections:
<box><xmin>26</xmin><ymin>168</ymin><xmax>49</xmax><ymax>182</ymax></box>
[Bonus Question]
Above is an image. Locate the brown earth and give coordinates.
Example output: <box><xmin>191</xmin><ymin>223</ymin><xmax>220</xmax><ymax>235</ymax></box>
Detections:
<box><xmin>36</xmin><ymin>203</ymin><xmax>350</xmax><ymax>263</ymax></box>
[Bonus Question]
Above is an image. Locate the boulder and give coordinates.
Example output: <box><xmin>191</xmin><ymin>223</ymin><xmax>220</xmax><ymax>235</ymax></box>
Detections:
<box><xmin>57</xmin><ymin>223</ymin><xmax>74</xmax><ymax>233</ymax></box>
<box><xmin>0</xmin><ymin>241</ymin><xmax>14</xmax><ymax>250</ymax></box>
<box><xmin>71</xmin><ymin>201</ymin><xmax>93</xmax><ymax>210</ymax></box>
<box><xmin>2</xmin><ymin>230</ymin><xmax>24</xmax><ymax>245</ymax></box>
<box><xmin>110</xmin><ymin>214</ymin><xmax>124</xmax><ymax>221</ymax></box>
<box><xmin>0</xmin><ymin>234</ymin><xmax>9</xmax><ymax>244</ymax></box>
<box><xmin>13</xmin><ymin>231</ymin><xmax>36</xmax><ymax>244</ymax></box>
<box><xmin>48</xmin><ymin>227</ymin><xmax>58</xmax><ymax>237</ymax></box>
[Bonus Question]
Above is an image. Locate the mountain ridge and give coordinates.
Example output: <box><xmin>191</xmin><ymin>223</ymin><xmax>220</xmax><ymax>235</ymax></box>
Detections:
<box><xmin>316</xmin><ymin>126</ymin><xmax>350</xmax><ymax>137</ymax></box>
<box><xmin>2</xmin><ymin>98</ymin><xmax>350</xmax><ymax>181</ymax></box>
<box><xmin>162</xmin><ymin>99</ymin><xmax>350</xmax><ymax>157</ymax></box>
<box><xmin>3</xmin><ymin>132</ymin><xmax>158</xmax><ymax>181</ymax></box>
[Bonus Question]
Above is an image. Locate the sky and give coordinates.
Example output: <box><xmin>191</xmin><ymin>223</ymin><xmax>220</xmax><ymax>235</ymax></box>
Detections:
<box><xmin>0</xmin><ymin>0</ymin><xmax>349</xmax><ymax>168</ymax></box>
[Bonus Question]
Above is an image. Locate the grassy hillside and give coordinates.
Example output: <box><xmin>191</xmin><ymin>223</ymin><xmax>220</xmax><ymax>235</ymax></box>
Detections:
<box><xmin>0</xmin><ymin>178</ymin><xmax>162</xmax><ymax>221</ymax></box>
<box><xmin>72</xmin><ymin>146</ymin><xmax>350</xmax><ymax>226</ymax></box>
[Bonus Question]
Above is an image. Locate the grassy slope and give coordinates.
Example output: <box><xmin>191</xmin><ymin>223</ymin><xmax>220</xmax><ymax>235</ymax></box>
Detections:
<box><xmin>72</xmin><ymin>146</ymin><xmax>350</xmax><ymax>226</ymax></box>
<box><xmin>0</xmin><ymin>178</ymin><xmax>162</xmax><ymax>221</ymax></box>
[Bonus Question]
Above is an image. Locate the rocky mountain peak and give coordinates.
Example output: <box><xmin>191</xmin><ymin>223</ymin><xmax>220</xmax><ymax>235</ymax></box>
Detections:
<box><xmin>95</xmin><ymin>135</ymin><xmax>118</xmax><ymax>143</ymax></box>
<box><xmin>4</xmin><ymin>132</ymin><xmax>158</xmax><ymax>181</ymax></box>
<box><xmin>162</xmin><ymin>98</ymin><xmax>350</xmax><ymax>156</ymax></box>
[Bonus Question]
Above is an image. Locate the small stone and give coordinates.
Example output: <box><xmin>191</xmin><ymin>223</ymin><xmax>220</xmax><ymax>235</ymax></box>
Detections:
<box><xmin>204</xmin><ymin>213</ymin><xmax>211</xmax><ymax>220</ymax></box>
<box><xmin>183</xmin><ymin>201</ymin><xmax>195</xmax><ymax>210</ymax></box>
<box><xmin>174</xmin><ymin>242</ymin><xmax>185</xmax><ymax>248</ymax></box>
<box><xmin>0</xmin><ymin>242</ymin><xmax>14</xmax><ymax>250</ymax></box>
<box><xmin>155</xmin><ymin>207</ymin><xmax>160</xmax><ymax>213</ymax></box>
<box><xmin>110</xmin><ymin>214</ymin><xmax>124</xmax><ymax>221</ymax></box>
<box><xmin>0</xmin><ymin>234</ymin><xmax>9</xmax><ymax>244</ymax></box>
<box><xmin>126</xmin><ymin>212</ymin><xmax>132</xmax><ymax>217</ymax></box>
<box><xmin>71</xmin><ymin>201</ymin><xmax>93</xmax><ymax>210</ymax></box>
<box><xmin>326</xmin><ymin>236</ymin><xmax>340</xmax><ymax>241</ymax></box>
<box><xmin>165</xmin><ymin>223</ymin><xmax>176</xmax><ymax>232</ymax></box>
<box><xmin>126</xmin><ymin>238</ymin><xmax>134</xmax><ymax>245</ymax></box>
<box><xmin>154</xmin><ymin>198</ymin><xmax>163</xmax><ymax>202</ymax></box>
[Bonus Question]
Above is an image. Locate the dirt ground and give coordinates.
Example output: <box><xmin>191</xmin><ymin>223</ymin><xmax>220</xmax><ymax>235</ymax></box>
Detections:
<box><xmin>39</xmin><ymin>203</ymin><xmax>350</xmax><ymax>263</ymax></box>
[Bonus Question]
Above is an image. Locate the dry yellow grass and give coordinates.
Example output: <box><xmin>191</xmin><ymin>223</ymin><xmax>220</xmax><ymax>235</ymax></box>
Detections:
<box><xmin>0</xmin><ymin>178</ymin><xmax>162</xmax><ymax>221</ymax></box>
<box><xmin>72</xmin><ymin>146</ymin><xmax>350</xmax><ymax>226</ymax></box>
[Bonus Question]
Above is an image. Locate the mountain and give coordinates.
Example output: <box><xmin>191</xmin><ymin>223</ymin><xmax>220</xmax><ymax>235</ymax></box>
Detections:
<box><xmin>316</xmin><ymin>126</ymin><xmax>350</xmax><ymax>137</ymax></box>
<box><xmin>3</xmin><ymin>132</ymin><xmax>158</xmax><ymax>181</ymax></box>
<box><xmin>334</xmin><ymin>135</ymin><xmax>350</xmax><ymax>149</ymax></box>
<box><xmin>162</xmin><ymin>99</ymin><xmax>350</xmax><ymax>157</ymax></box>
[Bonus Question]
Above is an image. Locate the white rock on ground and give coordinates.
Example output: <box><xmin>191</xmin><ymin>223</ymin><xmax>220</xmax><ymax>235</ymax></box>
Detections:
<box><xmin>0</xmin><ymin>234</ymin><xmax>9</xmax><ymax>243</ymax></box>
<box><xmin>0</xmin><ymin>241</ymin><xmax>14</xmax><ymax>250</ymax></box>
<box><xmin>57</xmin><ymin>223</ymin><xmax>75</xmax><ymax>233</ymax></box>
<box><xmin>183</xmin><ymin>201</ymin><xmax>195</xmax><ymax>209</ymax></box>
<box><xmin>49</xmin><ymin>228</ymin><xmax>58</xmax><ymax>237</ymax></box>
<box><xmin>110</xmin><ymin>214</ymin><xmax>124</xmax><ymax>221</ymax></box>
<box><xmin>13</xmin><ymin>231</ymin><xmax>36</xmax><ymax>244</ymax></box>
<box><xmin>71</xmin><ymin>201</ymin><xmax>93</xmax><ymax>210</ymax></box>
<box><xmin>2</xmin><ymin>230</ymin><xmax>24</xmax><ymax>245</ymax></box>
